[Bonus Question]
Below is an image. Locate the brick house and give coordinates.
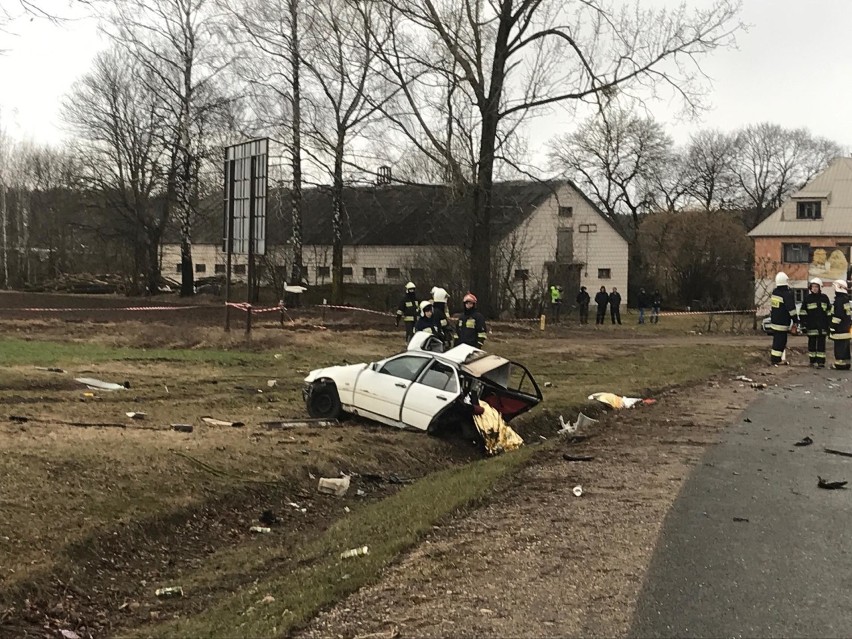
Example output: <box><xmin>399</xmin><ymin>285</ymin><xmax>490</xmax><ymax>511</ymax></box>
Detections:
<box><xmin>161</xmin><ymin>180</ymin><xmax>629</xmax><ymax>307</ymax></box>
<box><xmin>749</xmin><ymin>157</ymin><xmax>852</xmax><ymax>309</ymax></box>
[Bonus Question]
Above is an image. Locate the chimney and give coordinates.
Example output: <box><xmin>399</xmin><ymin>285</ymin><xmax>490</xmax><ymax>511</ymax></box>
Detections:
<box><xmin>377</xmin><ymin>165</ymin><xmax>392</xmax><ymax>185</ymax></box>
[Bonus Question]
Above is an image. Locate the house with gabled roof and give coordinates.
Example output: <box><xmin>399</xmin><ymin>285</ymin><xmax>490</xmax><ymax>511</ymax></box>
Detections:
<box><xmin>161</xmin><ymin>179</ymin><xmax>629</xmax><ymax>309</ymax></box>
<box><xmin>749</xmin><ymin>157</ymin><xmax>852</xmax><ymax>308</ymax></box>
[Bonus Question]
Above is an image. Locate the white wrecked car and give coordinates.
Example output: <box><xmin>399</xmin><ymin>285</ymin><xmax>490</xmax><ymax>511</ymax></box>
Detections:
<box><xmin>303</xmin><ymin>332</ymin><xmax>542</xmax><ymax>435</ymax></box>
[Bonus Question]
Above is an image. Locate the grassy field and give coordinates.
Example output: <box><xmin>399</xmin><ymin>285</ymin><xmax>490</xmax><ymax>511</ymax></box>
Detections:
<box><xmin>0</xmin><ymin>319</ymin><xmax>765</xmax><ymax>638</ymax></box>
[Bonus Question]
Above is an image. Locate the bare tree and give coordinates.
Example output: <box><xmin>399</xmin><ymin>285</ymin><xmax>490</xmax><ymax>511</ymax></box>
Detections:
<box><xmin>548</xmin><ymin>104</ymin><xmax>673</xmax><ymax>231</ymax></box>
<box><xmin>732</xmin><ymin>123</ymin><xmax>844</xmax><ymax>227</ymax></box>
<box><xmin>300</xmin><ymin>0</ymin><xmax>389</xmax><ymax>303</ymax></box>
<box><xmin>368</xmin><ymin>0</ymin><xmax>743</xmax><ymax>316</ymax></box>
<box><xmin>102</xmin><ymin>0</ymin><xmax>230</xmax><ymax>296</ymax></box>
<box><xmin>63</xmin><ymin>48</ymin><xmax>171</xmax><ymax>294</ymax></box>
<box><xmin>683</xmin><ymin>129</ymin><xmax>739</xmax><ymax>211</ymax></box>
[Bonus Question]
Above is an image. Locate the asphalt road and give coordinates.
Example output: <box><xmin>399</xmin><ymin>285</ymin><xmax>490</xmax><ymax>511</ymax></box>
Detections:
<box><xmin>631</xmin><ymin>367</ymin><xmax>852</xmax><ymax>639</ymax></box>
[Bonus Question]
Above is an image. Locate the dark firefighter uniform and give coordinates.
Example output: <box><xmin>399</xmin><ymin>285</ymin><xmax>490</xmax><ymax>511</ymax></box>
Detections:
<box><xmin>430</xmin><ymin>287</ymin><xmax>453</xmax><ymax>347</ymax></box>
<box><xmin>414</xmin><ymin>301</ymin><xmax>438</xmax><ymax>335</ymax></box>
<box><xmin>769</xmin><ymin>282</ymin><xmax>797</xmax><ymax>364</ymax></box>
<box><xmin>396</xmin><ymin>284</ymin><xmax>418</xmax><ymax>342</ymax></box>
<box><xmin>830</xmin><ymin>285</ymin><xmax>852</xmax><ymax>370</ymax></box>
<box><xmin>456</xmin><ymin>294</ymin><xmax>487</xmax><ymax>348</ymax></box>
<box><xmin>799</xmin><ymin>284</ymin><xmax>831</xmax><ymax>367</ymax></box>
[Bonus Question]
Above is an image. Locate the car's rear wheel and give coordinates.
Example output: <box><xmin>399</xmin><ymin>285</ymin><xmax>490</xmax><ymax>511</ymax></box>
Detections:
<box><xmin>307</xmin><ymin>383</ymin><xmax>341</xmax><ymax>418</ymax></box>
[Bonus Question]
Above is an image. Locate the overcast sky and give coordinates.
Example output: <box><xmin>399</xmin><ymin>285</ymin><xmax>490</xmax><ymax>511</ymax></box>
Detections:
<box><xmin>0</xmin><ymin>0</ymin><xmax>850</xmax><ymax>155</ymax></box>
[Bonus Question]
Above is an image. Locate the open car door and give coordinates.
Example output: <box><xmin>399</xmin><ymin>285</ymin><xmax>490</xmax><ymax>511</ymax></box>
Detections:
<box><xmin>462</xmin><ymin>356</ymin><xmax>543</xmax><ymax>421</ymax></box>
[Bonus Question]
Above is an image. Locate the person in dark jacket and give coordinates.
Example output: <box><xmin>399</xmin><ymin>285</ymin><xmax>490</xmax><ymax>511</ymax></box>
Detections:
<box><xmin>799</xmin><ymin>277</ymin><xmax>831</xmax><ymax>368</ymax></box>
<box><xmin>430</xmin><ymin>286</ymin><xmax>453</xmax><ymax>348</ymax></box>
<box><xmin>768</xmin><ymin>271</ymin><xmax>798</xmax><ymax>365</ymax></box>
<box><xmin>414</xmin><ymin>300</ymin><xmax>438</xmax><ymax>335</ymax></box>
<box><xmin>455</xmin><ymin>292</ymin><xmax>487</xmax><ymax>348</ymax></box>
<box><xmin>637</xmin><ymin>288</ymin><xmax>650</xmax><ymax>324</ymax></box>
<box><xmin>609</xmin><ymin>287</ymin><xmax>622</xmax><ymax>325</ymax></box>
<box><xmin>594</xmin><ymin>286</ymin><xmax>608</xmax><ymax>325</ymax></box>
<box><xmin>395</xmin><ymin>281</ymin><xmax>419</xmax><ymax>343</ymax></box>
<box><xmin>829</xmin><ymin>279</ymin><xmax>851</xmax><ymax>370</ymax></box>
<box><xmin>576</xmin><ymin>286</ymin><xmax>590</xmax><ymax>324</ymax></box>
<box><xmin>651</xmin><ymin>290</ymin><xmax>662</xmax><ymax>324</ymax></box>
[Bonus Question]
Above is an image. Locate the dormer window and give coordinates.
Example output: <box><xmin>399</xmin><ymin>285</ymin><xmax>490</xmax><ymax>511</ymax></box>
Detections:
<box><xmin>796</xmin><ymin>201</ymin><xmax>822</xmax><ymax>220</ymax></box>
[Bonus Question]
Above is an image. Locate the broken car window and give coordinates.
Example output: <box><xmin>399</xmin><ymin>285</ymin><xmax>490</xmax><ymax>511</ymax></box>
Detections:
<box><xmin>378</xmin><ymin>355</ymin><xmax>430</xmax><ymax>381</ymax></box>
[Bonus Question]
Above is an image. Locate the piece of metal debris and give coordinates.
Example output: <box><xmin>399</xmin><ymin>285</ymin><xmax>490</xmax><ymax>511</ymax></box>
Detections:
<box><xmin>171</xmin><ymin>424</ymin><xmax>193</xmax><ymax>433</ymax></box>
<box><xmin>572</xmin><ymin>485</ymin><xmax>583</xmax><ymax>497</ymax></box>
<box><xmin>340</xmin><ymin>546</ymin><xmax>369</xmax><ymax>559</ymax></box>
<box><xmin>794</xmin><ymin>436</ymin><xmax>813</xmax><ymax>447</ymax></box>
<box><xmin>74</xmin><ymin>377</ymin><xmax>130</xmax><ymax>391</ymax></box>
<box><xmin>202</xmin><ymin>416</ymin><xmax>245</xmax><ymax>428</ymax></box>
<box><xmin>562</xmin><ymin>453</ymin><xmax>595</xmax><ymax>462</ymax></box>
<box><xmin>250</xmin><ymin>526</ymin><xmax>272</xmax><ymax>534</ymax></box>
<box><xmin>155</xmin><ymin>586</ymin><xmax>184</xmax><ymax>598</ymax></box>
<box><xmin>125</xmin><ymin>412</ymin><xmax>147</xmax><ymax>420</ymax></box>
<box><xmin>818</xmin><ymin>476</ymin><xmax>848</xmax><ymax>490</ymax></box>
<box><xmin>824</xmin><ymin>447</ymin><xmax>852</xmax><ymax>459</ymax></box>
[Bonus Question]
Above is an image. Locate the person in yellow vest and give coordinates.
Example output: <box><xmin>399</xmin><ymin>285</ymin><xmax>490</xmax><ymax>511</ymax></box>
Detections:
<box><xmin>455</xmin><ymin>293</ymin><xmax>487</xmax><ymax>348</ymax></box>
<box><xmin>395</xmin><ymin>281</ymin><xmax>418</xmax><ymax>343</ymax></box>
<box><xmin>829</xmin><ymin>279</ymin><xmax>851</xmax><ymax>370</ymax></box>
<box><xmin>549</xmin><ymin>284</ymin><xmax>563</xmax><ymax>322</ymax></box>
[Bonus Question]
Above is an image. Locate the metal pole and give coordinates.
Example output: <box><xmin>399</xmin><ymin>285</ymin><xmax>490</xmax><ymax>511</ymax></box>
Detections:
<box><xmin>224</xmin><ymin>155</ymin><xmax>234</xmax><ymax>332</ymax></box>
<box><xmin>246</xmin><ymin>154</ymin><xmax>257</xmax><ymax>336</ymax></box>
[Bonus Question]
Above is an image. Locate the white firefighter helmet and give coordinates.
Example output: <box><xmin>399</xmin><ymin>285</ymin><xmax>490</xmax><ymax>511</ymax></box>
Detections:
<box><xmin>834</xmin><ymin>279</ymin><xmax>848</xmax><ymax>293</ymax></box>
<box><xmin>419</xmin><ymin>300</ymin><xmax>433</xmax><ymax>313</ymax></box>
<box><xmin>405</xmin><ymin>281</ymin><xmax>416</xmax><ymax>291</ymax></box>
<box><xmin>810</xmin><ymin>277</ymin><xmax>823</xmax><ymax>288</ymax></box>
<box><xmin>775</xmin><ymin>272</ymin><xmax>789</xmax><ymax>287</ymax></box>
<box><xmin>431</xmin><ymin>286</ymin><xmax>449</xmax><ymax>303</ymax></box>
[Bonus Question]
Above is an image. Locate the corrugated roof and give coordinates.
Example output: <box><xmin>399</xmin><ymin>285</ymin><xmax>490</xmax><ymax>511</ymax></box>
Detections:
<box><xmin>749</xmin><ymin>157</ymin><xmax>852</xmax><ymax>237</ymax></box>
<box><xmin>184</xmin><ymin>180</ymin><xmax>566</xmax><ymax>246</ymax></box>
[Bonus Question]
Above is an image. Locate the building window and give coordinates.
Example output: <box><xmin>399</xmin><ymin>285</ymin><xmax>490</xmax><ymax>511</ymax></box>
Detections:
<box><xmin>598</xmin><ymin>268</ymin><xmax>611</xmax><ymax>279</ymax></box>
<box><xmin>317</xmin><ymin>266</ymin><xmax>330</xmax><ymax>278</ymax></box>
<box><xmin>579</xmin><ymin>223</ymin><xmax>597</xmax><ymax>233</ymax></box>
<box><xmin>363</xmin><ymin>267</ymin><xmax>377</xmax><ymax>281</ymax></box>
<box><xmin>797</xmin><ymin>201</ymin><xmax>822</xmax><ymax>219</ymax></box>
<box><xmin>558</xmin><ymin>206</ymin><xmax>573</xmax><ymax>218</ymax></box>
<box><xmin>386</xmin><ymin>267</ymin><xmax>401</xmax><ymax>279</ymax></box>
<box><xmin>793</xmin><ymin>288</ymin><xmax>805</xmax><ymax>304</ymax></box>
<box><xmin>514</xmin><ymin>269</ymin><xmax>529</xmax><ymax>280</ymax></box>
<box><xmin>214</xmin><ymin>264</ymin><xmax>226</xmax><ymax>274</ymax></box>
<box><xmin>195</xmin><ymin>263</ymin><xmax>206</xmax><ymax>274</ymax></box>
<box><xmin>782</xmin><ymin>243</ymin><xmax>810</xmax><ymax>263</ymax></box>
<box><xmin>233</xmin><ymin>264</ymin><xmax>246</xmax><ymax>275</ymax></box>
<box><xmin>342</xmin><ymin>267</ymin><xmax>353</xmax><ymax>277</ymax></box>
<box><xmin>175</xmin><ymin>264</ymin><xmax>181</xmax><ymax>273</ymax></box>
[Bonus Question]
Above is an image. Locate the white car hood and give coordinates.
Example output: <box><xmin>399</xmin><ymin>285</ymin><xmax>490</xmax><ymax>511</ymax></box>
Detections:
<box><xmin>304</xmin><ymin>362</ymin><xmax>367</xmax><ymax>383</ymax></box>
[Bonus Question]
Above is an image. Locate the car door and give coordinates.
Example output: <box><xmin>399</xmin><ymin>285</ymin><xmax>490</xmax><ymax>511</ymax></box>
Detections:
<box><xmin>401</xmin><ymin>360</ymin><xmax>461</xmax><ymax>430</ymax></box>
<box><xmin>353</xmin><ymin>354</ymin><xmax>431</xmax><ymax>422</ymax></box>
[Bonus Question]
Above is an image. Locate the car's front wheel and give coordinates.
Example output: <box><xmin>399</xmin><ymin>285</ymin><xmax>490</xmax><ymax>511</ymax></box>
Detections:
<box><xmin>307</xmin><ymin>383</ymin><xmax>341</xmax><ymax>419</ymax></box>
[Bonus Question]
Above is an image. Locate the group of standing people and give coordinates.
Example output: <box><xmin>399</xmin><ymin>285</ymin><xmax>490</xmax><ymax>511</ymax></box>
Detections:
<box><xmin>769</xmin><ymin>271</ymin><xmax>851</xmax><ymax>369</ymax></box>
<box><xmin>396</xmin><ymin>282</ymin><xmax>487</xmax><ymax>349</ymax></box>
<box><xmin>572</xmin><ymin>285</ymin><xmax>661</xmax><ymax>325</ymax></box>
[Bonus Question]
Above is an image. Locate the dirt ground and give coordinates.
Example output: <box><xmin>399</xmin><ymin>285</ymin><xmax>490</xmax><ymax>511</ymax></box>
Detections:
<box><xmin>0</xmin><ymin>291</ymin><xmax>779</xmax><ymax>638</ymax></box>
<box><xmin>297</xmin><ymin>369</ymin><xmax>791</xmax><ymax>639</ymax></box>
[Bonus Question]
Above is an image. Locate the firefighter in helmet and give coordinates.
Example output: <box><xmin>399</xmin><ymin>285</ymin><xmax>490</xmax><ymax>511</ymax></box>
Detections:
<box><xmin>799</xmin><ymin>277</ymin><xmax>830</xmax><ymax>368</ymax></box>
<box><xmin>455</xmin><ymin>292</ymin><xmax>487</xmax><ymax>348</ymax></box>
<box><xmin>829</xmin><ymin>279</ymin><xmax>852</xmax><ymax>370</ymax></box>
<box><xmin>395</xmin><ymin>282</ymin><xmax>418</xmax><ymax>343</ymax></box>
<box><xmin>768</xmin><ymin>271</ymin><xmax>798</xmax><ymax>365</ymax></box>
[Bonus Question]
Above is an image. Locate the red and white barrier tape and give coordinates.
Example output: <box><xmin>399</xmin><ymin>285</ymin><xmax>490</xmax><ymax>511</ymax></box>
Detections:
<box><xmin>7</xmin><ymin>305</ymin><xmax>202</xmax><ymax>312</ymax></box>
<box><xmin>225</xmin><ymin>302</ymin><xmax>286</xmax><ymax>314</ymax></box>
<box><xmin>313</xmin><ymin>304</ymin><xmax>395</xmax><ymax>317</ymax></box>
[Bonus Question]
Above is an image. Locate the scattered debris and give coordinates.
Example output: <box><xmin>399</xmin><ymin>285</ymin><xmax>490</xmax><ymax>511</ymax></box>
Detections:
<box><xmin>751</xmin><ymin>383</ymin><xmax>768</xmax><ymax>390</ymax></box>
<box><xmin>344</xmin><ymin>506</ymin><xmax>351</xmax><ymax>513</ymax></box>
<box><xmin>259</xmin><ymin>510</ymin><xmax>279</xmax><ymax>526</ymax></box>
<box><xmin>318</xmin><ymin>476</ymin><xmax>351</xmax><ymax>496</ymax></box>
<box><xmin>36</xmin><ymin>366</ymin><xmax>66</xmax><ymax>373</ymax></box>
<box><xmin>171</xmin><ymin>424</ymin><xmax>193</xmax><ymax>433</ymax></box>
<box><xmin>543</xmin><ymin>382</ymin><xmax>553</xmax><ymax>388</ymax></box>
<box><xmin>155</xmin><ymin>586</ymin><xmax>184</xmax><ymax>598</ymax></box>
<box><xmin>250</xmin><ymin>526</ymin><xmax>272</xmax><ymax>534</ymax></box>
<box><xmin>558</xmin><ymin>412</ymin><xmax>597</xmax><ymax>436</ymax></box>
<box><xmin>732</xmin><ymin>517</ymin><xmax>750</xmax><ymax>523</ymax></box>
<box><xmin>201</xmin><ymin>416</ymin><xmax>246</xmax><ymax>428</ymax></box>
<box><xmin>818</xmin><ymin>476</ymin><xmax>848</xmax><ymax>490</ymax></box>
<box><xmin>9</xmin><ymin>415</ymin><xmax>29</xmax><ymax>423</ymax></box>
<box><xmin>735</xmin><ymin>375</ymin><xmax>754</xmax><ymax>383</ymax></box>
<box><xmin>340</xmin><ymin>546</ymin><xmax>369</xmax><ymax>559</ymax></box>
<box><xmin>274</xmin><ymin>354</ymin><xmax>283</xmax><ymax>359</ymax></box>
<box><xmin>125</xmin><ymin>412</ymin><xmax>147</xmax><ymax>420</ymax></box>
<box><xmin>74</xmin><ymin>377</ymin><xmax>130</xmax><ymax>391</ymax></box>
<box><xmin>267</xmin><ymin>379</ymin><xmax>278</xmax><ymax>388</ymax></box>
<box><xmin>261</xmin><ymin>418</ymin><xmax>337</xmax><ymax>429</ymax></box>
<box><xmin>588</xmin><ymin>392</ymin><xmax>656</xmax><ymax>409</ymax></box>
<box><xmin>59</xmin><ymin>630</ymin><xmax>80</xmax><ymax>639</ymax></box>
<box><xmin>260</xmin><ymin>595</ymin><xmax>275</xmax><ymax>605</ymax></box>
<box><xmin>562</xmin><ymin>453</ymin><xmax>595</xmax><ymax>462</ymax></box>
<box><xmin>794</xmin><ymin>436</ymin><xmax>813</xmax><ymax>447</ymax></box>
<box><xmin>824</xmin><ymin>447</ymin><xmax>852</xmax><ymax>459</ymax></box>
<box><xmin>743</xmin><ymin>417</ymin><xmax>752</xmax><ymax>423</ymax></box>
<box><xmin>572</xmin><ymin>485</ymin><xmax>583</xmax><ymax>497</ymax></box>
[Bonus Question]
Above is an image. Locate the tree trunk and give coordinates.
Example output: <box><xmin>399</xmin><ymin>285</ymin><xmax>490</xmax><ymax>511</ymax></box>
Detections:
<box><xmin>0</xmin><ymin>182</ymin><xmax>7</xmax><ymax>289</ymax></box>
<box><xmin>289</xmin><ymin>0</ymin><xmax>304</xmax><ymax>286</ymax></box>
<box><xmin>330</xmin><ymin>138</ymin><xmax>345</xmax><ymax>304</ymax></box>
